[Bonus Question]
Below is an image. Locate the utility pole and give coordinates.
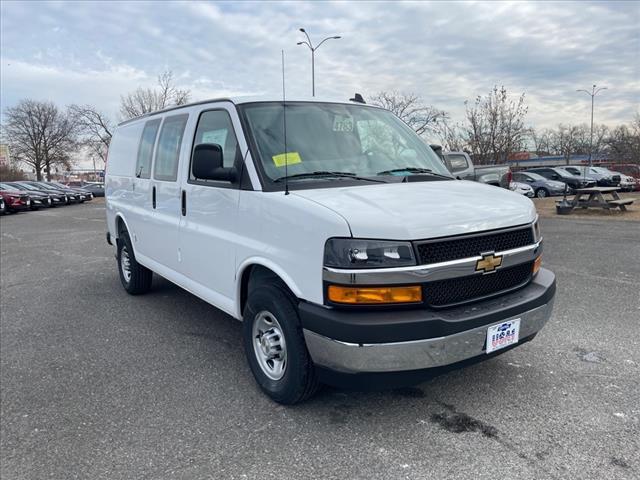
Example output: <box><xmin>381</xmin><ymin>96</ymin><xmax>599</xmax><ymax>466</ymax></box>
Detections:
<box><xmin>297</xmin><ymin>28</ymin><xmax>341</xmax><ymax>97</ymax></box>
<box><xmin>576</xmin><ymin>84</ymin><xmax>607</xmax><ymax>168</ymax></box>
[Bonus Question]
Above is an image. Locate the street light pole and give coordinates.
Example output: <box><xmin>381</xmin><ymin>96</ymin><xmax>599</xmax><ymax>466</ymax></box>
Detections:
<box><xmin>576</xmin><ymin>84</ymin><xmax>607</xmax><ymax>169</ymax></box>
<box><xmin>297</xmin><ymin>28</ymin><xmax>341</xmax><ymax>97</ymax></box>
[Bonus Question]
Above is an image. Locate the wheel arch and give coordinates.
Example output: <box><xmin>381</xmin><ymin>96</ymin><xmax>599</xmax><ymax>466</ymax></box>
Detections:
<box><xmin>236</xmin><ymin>260</ymin><xmax>302</xmax><ymax>318</ymax></box>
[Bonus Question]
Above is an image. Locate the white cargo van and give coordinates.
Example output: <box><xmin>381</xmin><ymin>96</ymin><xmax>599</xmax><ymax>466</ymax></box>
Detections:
<box><xmin>105</xmin><ymin>97</ymin><xmax>555</xmax><ymax>404</ymax></box>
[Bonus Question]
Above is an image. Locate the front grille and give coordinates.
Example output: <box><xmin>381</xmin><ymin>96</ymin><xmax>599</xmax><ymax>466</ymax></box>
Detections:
<box><xmin>425</xmin><ymin>262</ymin><xmax>533</xmax><ymax>307</ymax></box>
<box><xmin>415</xmin><ymin>226</ymin><xmax>534</xmax><ymax>265</ymax></box>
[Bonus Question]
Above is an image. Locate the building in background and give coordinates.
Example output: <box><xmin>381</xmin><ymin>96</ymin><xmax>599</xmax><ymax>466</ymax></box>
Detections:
<box><xmin>0</xmin><ymin>144</ymin><xmax>10</xmax><ymax>167</ymax></box>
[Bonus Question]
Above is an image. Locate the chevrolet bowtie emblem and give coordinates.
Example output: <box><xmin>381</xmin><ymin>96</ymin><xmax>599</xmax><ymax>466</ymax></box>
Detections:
<box><xmin>476</xmin><ymin>252</ymin><xmax>503</xmax><ymax>274</ymax></box>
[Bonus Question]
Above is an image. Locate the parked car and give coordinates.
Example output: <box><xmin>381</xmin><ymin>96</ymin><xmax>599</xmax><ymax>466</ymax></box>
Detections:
<box><xmin>557</xmin><ymin>166</ymin><xmax>620</xmax><ymax>187</ymax></box>
<box><xmin>587</xmin><ymin>167</ymin><xmax>634</xmax><ymax>191</ymax></box>
<box><xmin>525</xmin><ymin>167</ymin><xmax>596</xmax><ymax>191</ymax></box>
<box><xmin>50</xmin><ymin>181</ymin><xmax>94</xmax><ymax>201</ymax></box>
<box><xmin>604</xmin><ymin>164</ymin><xmax>640</xmax><ymax>190</ymax></box>
<box><xmin>0</xmin><ymin>182</ymin><xmax>51</xmax><ymax>210</ymax></box>
<box><xmin>24</xmin><ymin>181</ymin><xmax>82</xmax><ymax>204</ymax></box>
<box><xmin>509</xmin><ymin>181</ymin><xmax>534</xmax><ymax>197</ymax></box>
<box><xmin>105</xmin><ymin>96</ymin><xmax>555</xmax><ymax>404</ymax></box>
<box><xmin>0</xmin><ymin>184</ymin><xmax>31</xmax><ymax>212</ymax></box>
<box><xmin>443</xmin><ymin>151</ymin><xmax>511</xmax><ymax>187</ymax></box>
<box><xmin>10</xmin><ymin>181</ymin><xmax>67</xmax><ymax>207</ymax></box>
<box><xmin>66</xmin><ymin>181</ymin><xmax>105</xmax><ymax>197</ymax></box>
<box><xmin>512</xmin><ymin>172</ymin><xmax>568</xmax><ymax>198</ymax></box>
<box><xmin>607</xmin><ymin>171</ymin><xmax>637</xmax><ymax>192</ymax></box>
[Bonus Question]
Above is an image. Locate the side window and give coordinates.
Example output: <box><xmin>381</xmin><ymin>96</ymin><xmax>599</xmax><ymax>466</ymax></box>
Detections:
<box><xmin>446</xmin><ymin>154</ymin><xmax>469</xmax><ymax>172</ymax></box>
<box><xmin>190</xmin><ymin>110</ymin><xmax>240</xmax><ymax>182</ymax></box>
<box><xmin>135</xmin><ymin>119</ymin><xmax>161</xmax><ymax>179</ymax></box>
<box><xmin>153</xmin><ymin>114</ymin><xmax>189</xmax><ymax>182</ymax></box>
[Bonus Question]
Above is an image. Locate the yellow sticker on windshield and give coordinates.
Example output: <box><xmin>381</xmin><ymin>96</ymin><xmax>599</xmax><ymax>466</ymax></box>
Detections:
<box><xmin>272</xmin><ymin>152</ymin><xmax>302</xmax><ymax>167</ymax></box>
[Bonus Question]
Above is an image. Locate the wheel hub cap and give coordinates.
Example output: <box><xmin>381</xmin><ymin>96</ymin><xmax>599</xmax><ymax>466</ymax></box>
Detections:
<box><xmin>120</xmin><ymin>246</ymin><xmax>132</xmax><ymax>282</ymax></box>
<box><xmin>252</xmin><ymin>311</ymin><xmax>287</xmax><ymax>380</ymax></box>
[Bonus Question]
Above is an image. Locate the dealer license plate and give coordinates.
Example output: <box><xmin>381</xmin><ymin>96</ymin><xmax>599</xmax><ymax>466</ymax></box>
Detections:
<box><xmin>486</xmin><ymin>318</ymin><xmax>520</xmax><ymax>354</ymax></box>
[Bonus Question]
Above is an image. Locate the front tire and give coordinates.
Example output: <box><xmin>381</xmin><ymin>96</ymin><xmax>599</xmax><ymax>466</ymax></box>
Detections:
<box><xmin>117</xmin><ymin>231</ymin><xmax>153</xmax><ymax>295</ymax></box>
<box><xmin>243</xmin><ymin>284</ymin><xmax>319</xmax><ymax>404</ymax></box>
<box><xmin>535</xmin><ymin>188</ymin><xmax>549</xmax><ymax>198</ymax></box>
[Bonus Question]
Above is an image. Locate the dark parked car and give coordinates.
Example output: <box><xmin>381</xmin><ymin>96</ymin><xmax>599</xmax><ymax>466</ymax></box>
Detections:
<box><xmin>0</xmin><ymin>185</ymin><xmax>31</xmax><ymax>212</ymax></box>
<box><xmin>10</xmin><ymin>181</ymin><xmax>67</xmax><ymax>207</ymax></box>
<box><xmin>525</xmin><ymin>167</ymin><xmax>596</xmax><ymax>191</ymax></box>
<box><xmin>0</xmin><ymin>182</ymin><xmax>51</xmax><ymax>210</ymax></box>
<box><xmin>558</xmin><ymin>166</ymin><xmax>620</xmax><ymax>187</ymax></box>
<box><xmin>66</xmin><ymin>181</ymin><xmax>104</xmax><ymax>197</ymax></box>
<box><xmin>24</xmin><ymin>181</ymin><xmax>82</xmax><ymax>204</ymax></box>
<box><xmin>512</xmin><ymin>172</ymin><xmax>568</xmax><ymax>198</ymax></box>
<box><xmin>51</xmin><ymin>181</ymin><xmax>93</xmax><ymax>201</ymax></box>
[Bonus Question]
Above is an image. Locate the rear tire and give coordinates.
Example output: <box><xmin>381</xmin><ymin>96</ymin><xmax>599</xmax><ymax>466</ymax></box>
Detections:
<box><xmin>243</xmin><ymin>283</ymin><xmax>319</xmax><ymax>404</ymax></box>
<box><xmin>117</xmin><ymin>231</ymin><xmax>153</xmax><ymax>295</ymax></box>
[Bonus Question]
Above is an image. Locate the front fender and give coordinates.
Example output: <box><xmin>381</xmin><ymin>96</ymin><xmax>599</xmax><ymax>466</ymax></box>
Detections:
<box><xmin>235</xmin><ymin>257</ymin><xmax>304</xmax><ymax>318</ymax></box>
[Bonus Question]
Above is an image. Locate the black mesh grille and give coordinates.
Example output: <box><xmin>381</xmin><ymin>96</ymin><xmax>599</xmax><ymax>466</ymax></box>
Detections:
<box><xmin>416</xmin><ymin>226</ymin><xmax>534</xmax><ymax>265</ymax></box>
<box><xmin>425</xmin><ymin>262</ymin><xmax>533</xmax><ymax>307</ymax></box>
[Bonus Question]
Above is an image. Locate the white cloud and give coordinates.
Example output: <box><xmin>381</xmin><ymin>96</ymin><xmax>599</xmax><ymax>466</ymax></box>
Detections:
<box><xmin>0</xmin><ymin>0</ymin><xmax>638</xmax><ymax>134</ymax></box>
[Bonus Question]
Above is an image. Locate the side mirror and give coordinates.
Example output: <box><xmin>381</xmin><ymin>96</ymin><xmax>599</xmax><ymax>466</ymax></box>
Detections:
<box><xmin>192</xmin><ymin>143</ymin><xmax>237</xmax><ymax>182</ymax></box>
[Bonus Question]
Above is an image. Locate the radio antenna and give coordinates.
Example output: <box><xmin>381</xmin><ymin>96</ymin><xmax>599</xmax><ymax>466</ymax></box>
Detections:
<box><xmin>281</xmin><ymin>50</ymin><xmax>290</xmax><ymax>195</ymax></box>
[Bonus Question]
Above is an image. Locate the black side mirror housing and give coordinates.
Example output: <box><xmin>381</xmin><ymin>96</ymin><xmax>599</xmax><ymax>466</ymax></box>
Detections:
<box><xmin>192</xmin><ymin>143</ymin><xmax>237</xmax><ymax>182</ymax></box>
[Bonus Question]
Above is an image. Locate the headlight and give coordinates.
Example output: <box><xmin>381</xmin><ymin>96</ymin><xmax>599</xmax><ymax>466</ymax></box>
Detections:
<box><xmin>324</xmin><ymin>238</ymin><xmax>416</xmax><ymax>269</ymax></box>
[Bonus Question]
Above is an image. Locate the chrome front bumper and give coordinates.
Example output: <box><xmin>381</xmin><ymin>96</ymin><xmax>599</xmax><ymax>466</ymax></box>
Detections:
<box><xmin>304</xmin><ymin>298</ymin><xmax>554</xmax><ymax>374</ymax></box>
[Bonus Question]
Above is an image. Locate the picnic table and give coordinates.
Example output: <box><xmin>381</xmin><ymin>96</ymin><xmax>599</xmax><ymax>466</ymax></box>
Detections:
<box><xmin>570</xmin><ymin>186</ymin><xmax>634</xmax><ymax>211</ymax></box>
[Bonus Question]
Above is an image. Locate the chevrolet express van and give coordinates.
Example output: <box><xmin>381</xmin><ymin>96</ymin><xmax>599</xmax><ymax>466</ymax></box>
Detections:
<box><xmin>105</xmin><ymin>97</ymin><xmax>555</xmax><ymax>404</ymax></box>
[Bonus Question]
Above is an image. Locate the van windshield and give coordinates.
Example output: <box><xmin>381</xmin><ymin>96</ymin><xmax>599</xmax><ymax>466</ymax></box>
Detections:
<box><xmin>240</xmin><ymin>102</ymin><xmax>452</xmax><ymax>185</ymax></box>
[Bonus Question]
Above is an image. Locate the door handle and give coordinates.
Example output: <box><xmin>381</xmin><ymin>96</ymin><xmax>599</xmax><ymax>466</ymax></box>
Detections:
<box><xmin>152</xmin><ymin>186</ymin><xmax>156</xmax><ymax>209</ymax></box>
<box><xmin>181</xmin><ymin>190</ymin><xmax>186</xmax><ymax>216</ymax></box>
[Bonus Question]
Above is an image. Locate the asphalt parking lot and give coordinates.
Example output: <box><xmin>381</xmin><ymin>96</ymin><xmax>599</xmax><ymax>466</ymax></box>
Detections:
<box><xmin>1</xmin><ymin>201</ymin><xmax>639</xmax><ymax>480</ymax></box>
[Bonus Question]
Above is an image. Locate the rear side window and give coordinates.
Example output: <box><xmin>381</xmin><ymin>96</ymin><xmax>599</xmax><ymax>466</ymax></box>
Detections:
<box><xmin>445</xmin><ymin>154</ymin><xmax>469</xmax><ymax>172</ymax></box>
<box><xmin>135</xmin><ymin>119</ymin><xmax>161</xmax><ymax>179</ymax></box>
<box><xmin>190</xmin><ymin>110</ymin><xmax>240</xmax><ymax>182</ymax></box>
<box><xmin>154</xmin><ymin>114</ymin><xmax>189</xmax><ymax>182</ymax></box>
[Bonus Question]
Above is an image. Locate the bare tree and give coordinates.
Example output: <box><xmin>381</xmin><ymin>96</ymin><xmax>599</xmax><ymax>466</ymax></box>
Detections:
<box><xmin>119</xmin><ymin>70</ymin><xmax>191</xmax><ymax>120</ymax></box>
<box><xmin>2</xmin><ymin>100</ymin><xmax>78</xmax><ymax>180</ymax></box>
<box><xmin>462</xmin><ymin>86</ymin><xmax>528</xmax><ymax>164</ymax></box>
<box><xmin>69</xmin><ymin>104</ymin><xmax>114</xmax><ymax>165</ymax></box>
<box><xmin>435</xmin><ymin>116</ymin><xmax>467</xmax><ymax>152</ymax></box>
<box><xmin>548</xmin><ymin>124</ymin><xmax>582</xmax><ymax>164</ymax></box>
<box><xmin>370</xmin><ymin>91</ymin><xmax>446</xmax><ymax>136</ymax></box>
<box><xmin>529</xmin><ymin>128</ymin><xmax>553</xmax><ymax>156</ymax></box>
<box><xmin>604</xmin><ymin>115</ymin><xmax>640</xmax><ymax>163</ymax></box>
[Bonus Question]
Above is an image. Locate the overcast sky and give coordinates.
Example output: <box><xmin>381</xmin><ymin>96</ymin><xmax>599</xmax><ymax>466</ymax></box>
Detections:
<box><xmin>1</xmin><ymin>0</ymin><xmax>639</xmax><ymax>142</ymax></box>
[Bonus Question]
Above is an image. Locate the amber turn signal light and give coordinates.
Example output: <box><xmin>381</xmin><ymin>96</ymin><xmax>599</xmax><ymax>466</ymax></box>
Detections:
<box><xmin>533</xmin><ymin>255</ymin><xmax>542</xmax><ymax>275</ymax></box>
<box><xmin>328</xmin><ymin>285</ymin><xmax>423</xmax><ymax>304</ymax></box>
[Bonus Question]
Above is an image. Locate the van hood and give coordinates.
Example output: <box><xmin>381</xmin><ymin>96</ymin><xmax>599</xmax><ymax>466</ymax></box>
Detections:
<box><xmin>293</xmin><ymin>180</ymin><xmax>537</xmax><ymax>239</ymax></box>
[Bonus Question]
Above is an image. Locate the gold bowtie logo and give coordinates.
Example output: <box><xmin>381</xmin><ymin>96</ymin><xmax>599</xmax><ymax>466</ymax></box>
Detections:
<box><xmin>476</xmin><ymin>252</ymin><xmax>503</xmax><ymax>274</ymax></box>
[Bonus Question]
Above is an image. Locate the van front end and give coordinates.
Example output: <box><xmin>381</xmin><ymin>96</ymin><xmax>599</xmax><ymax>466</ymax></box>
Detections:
<box><xmin>299</xmin><ymin>221</ymin><xmax>556</xmax><ymax>388</ymax></box>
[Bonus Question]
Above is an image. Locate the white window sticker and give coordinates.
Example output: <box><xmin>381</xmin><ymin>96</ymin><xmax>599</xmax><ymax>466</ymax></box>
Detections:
<box><xmin>333</xmin><ymin>115</ymin><xmax>354</xmax><ymax>132</ymax></box>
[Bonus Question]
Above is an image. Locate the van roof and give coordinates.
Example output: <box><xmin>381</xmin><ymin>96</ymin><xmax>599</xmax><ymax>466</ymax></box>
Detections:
<box><xmin>117</xmin><ymin>95</ymin><xmax>376</xmax><ymax>127</ymax></box>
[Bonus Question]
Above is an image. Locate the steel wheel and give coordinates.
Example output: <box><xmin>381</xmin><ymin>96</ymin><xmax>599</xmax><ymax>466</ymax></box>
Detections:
<box><xmin>252</xmin><ymin>310</ymin><xmax>287</xmax><ymax>380</ymax></box>
<box><xmin>120</xmin><ymin>245</ymin><xmax>132</xmax><ymax>283</ymax></box>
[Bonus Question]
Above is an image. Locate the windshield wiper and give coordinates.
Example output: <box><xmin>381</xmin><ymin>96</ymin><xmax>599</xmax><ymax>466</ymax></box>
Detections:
<box><xmin>376</xmin><ymin>167</ymin><xmax>452</xmax><ymax>179</ymax></box>
<box><xmin>274</xmin><ymin>171</ymin><xmax>385</xmax><ymax>183</ymax></box>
